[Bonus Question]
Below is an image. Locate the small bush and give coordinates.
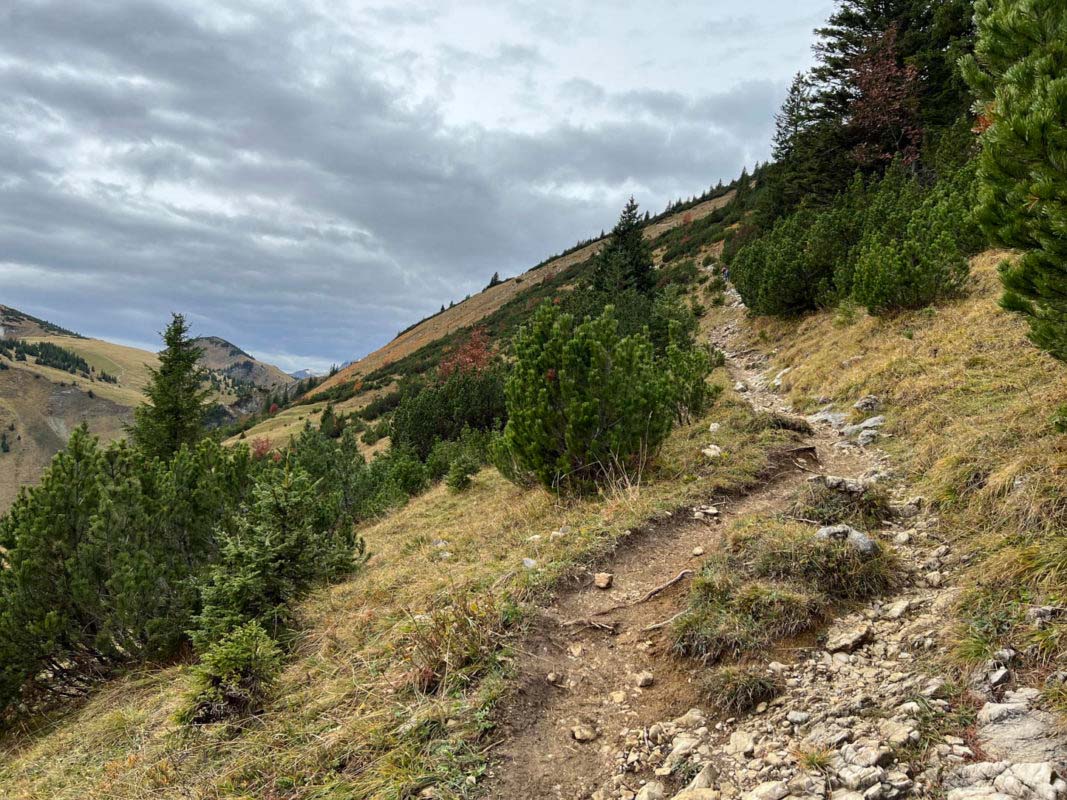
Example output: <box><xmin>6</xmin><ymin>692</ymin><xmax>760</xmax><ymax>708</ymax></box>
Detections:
<box><xmin>177</xmin><ymin>621</ymin><xmax>282</xmax><ymax>725</ymax></box>
<box><xmin>701</xmin><ymin>665</ymin><xmax>782</xmax><ymax>715</ymax></box>
<box><xmin>446</xmin><ymin>454</ymin><xmax>478</xmax><ymax>493</ymax></box>
<box><xmin>500</xmin><ymin>303</ymin><xmax>676</xmax><ymax>491</ymax></box>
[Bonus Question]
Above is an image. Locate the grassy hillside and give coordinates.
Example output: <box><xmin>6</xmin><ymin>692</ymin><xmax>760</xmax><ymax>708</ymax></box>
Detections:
<box><xmin>231</xmin><ymin>189</ymin><xmax>740</xmax><ymax>449</ymax></box>
<box><xmin>0</xmin><ymin>318</ymin><xmax>294</xmax><ymax>512</ymax></box>
<box><xmin>311</xmin><ymin>190</ymin><xmax>736</xmax><ymax>398</ymax></box>
<box><xmin>4</xmin><ymin>250</ymin><xmax>1063</xmax><ymax>798</ymax></box>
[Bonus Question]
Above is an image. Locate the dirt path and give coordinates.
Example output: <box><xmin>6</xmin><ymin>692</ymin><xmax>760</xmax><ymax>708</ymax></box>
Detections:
<box><xmin>484</xmin><ymin>313</ymin><xmax>877</xmax><ymax>799</ymax></box>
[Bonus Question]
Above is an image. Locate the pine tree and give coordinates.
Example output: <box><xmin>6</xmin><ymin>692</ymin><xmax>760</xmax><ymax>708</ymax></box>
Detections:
<box><xmin>590</xmin><ymin>197</ymin><xmax>654</xmax><ymax>294</ymax></box>
<box><xmin>129</xmin><ymin>314</ymin><xmax>210</xmax><ymax>460</ymax></box>
<box><xmin>319</xmin><ymin>403</ymin><xmax>339</xmax><ymax>439</ymax></box>
<box><xmin>962</xmin><ymin>0</ymin><xmax>1067</xmax><ymax>359</ymax></box>
<box><xmin>773</xmin><ymin>73</ymin><xmax>814</xmax><ymax>160</ymax></box>
<box><xmin>500</xmin><ymin>303</ymin><xmax>675</xmax><ymax>491</ymax></box>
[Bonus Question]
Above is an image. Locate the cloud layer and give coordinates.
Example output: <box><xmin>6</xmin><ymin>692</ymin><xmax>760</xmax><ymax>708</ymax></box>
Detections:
<box><xmin>0</xmin><ymin>0</ymin><xmax>830</xmax><ymax>371</ymax></box>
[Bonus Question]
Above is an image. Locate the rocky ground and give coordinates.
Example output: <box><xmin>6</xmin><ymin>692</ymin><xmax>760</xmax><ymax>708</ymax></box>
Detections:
<box><xmin>485</xmin><ymin>291</ymin><xmax>1067</xmax><ymax>800</ymax></box>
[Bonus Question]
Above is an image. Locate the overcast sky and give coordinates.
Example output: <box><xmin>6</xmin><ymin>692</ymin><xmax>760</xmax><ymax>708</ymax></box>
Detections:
<box><xmin>0</xmin><ymin>0</ymin><xmax>832</xmax><ymax>372</ymax></box>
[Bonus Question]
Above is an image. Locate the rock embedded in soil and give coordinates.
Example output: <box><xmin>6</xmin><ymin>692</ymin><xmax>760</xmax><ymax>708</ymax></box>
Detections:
<box><xmin>571</xmin><ymin>723</ymin><xmax>598</xmax><ymax>742</ymax></box>
<box><xmin>815</xmin><ymin>524</ymin><xmax>879</xmax><ymax>557</ymax></box>
<box><xmin>594</xmin><ymin>572</ymin><xmax>614</xmax><ymax>589</ymax></box>
<box><xmin>635</xmin><ymin>670</ymin><xmax>655</xmax><ymax>688</ymax></box>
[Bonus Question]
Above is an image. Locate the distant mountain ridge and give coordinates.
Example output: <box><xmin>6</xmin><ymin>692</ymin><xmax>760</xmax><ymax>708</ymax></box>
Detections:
<box><xmin>0</xmin><ymin>307</ymin><xmax>294</xmax><ymax>513</ymax></box>
<box><xmin>192</xmin><ymin>336</ymin><xmax>294</xmax><ymax>390</ymax></box>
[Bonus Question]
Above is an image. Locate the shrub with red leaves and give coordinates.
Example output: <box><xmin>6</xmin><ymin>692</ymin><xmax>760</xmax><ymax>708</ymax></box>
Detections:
<box><xmin>438</xmin><ymin>327</ymin><xmax>493</xmax><ymax>378</ymax></box>
<box><xmin>250</xmin><ymin>437</ymin><xmax>272</xmax><ymax>460</ymax></box>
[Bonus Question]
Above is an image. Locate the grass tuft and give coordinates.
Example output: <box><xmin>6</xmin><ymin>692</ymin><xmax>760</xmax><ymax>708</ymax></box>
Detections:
<box><xmin>700</xmin><ymin>665</ymin><xmax>783</xmax><ymax>715</ymax></box>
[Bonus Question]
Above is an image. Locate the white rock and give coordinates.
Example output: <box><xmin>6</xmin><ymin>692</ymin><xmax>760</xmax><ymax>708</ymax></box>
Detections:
<box><xmin>637</xmin><ymin>781</ymin><xmax>666</xmax><ymax>800</ymax></box>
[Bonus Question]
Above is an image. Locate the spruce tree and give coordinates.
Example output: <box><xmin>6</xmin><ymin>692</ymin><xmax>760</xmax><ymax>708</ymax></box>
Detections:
<box><xmin>963</xmin><ymin>0</ymin><xmax>1067</xmax><ymax>359</ymax></box>
<box><xmin>773</xmin><ymin>73</ymin><xmax>814</xmax><ymax>160</ymax></box>
<box><xmin>129</xmin><ymin>313</ymin><xmax>210</xmax><ymax>460</ymax></box>
<box><xmin>590</xmin><ymin>197</ymin><xmax>655</xmax><ymax>295</ymax></box>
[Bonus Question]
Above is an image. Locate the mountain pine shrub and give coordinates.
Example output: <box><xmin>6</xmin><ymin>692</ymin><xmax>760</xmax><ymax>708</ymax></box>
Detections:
<box><xmin>446</xmin><ymin>454</ymin><xmax>478</xmax><ymax>493</ymax></box>
<box><xmin>499</xmin><ymin>303</ymin><xmax>680</xmax><ymax>492</ymax></box>
<box><xmin>852</xmin><ymin>167</ymin><xmax>979</xmax><ymax>312</ymax></box>
<box><xmin>963</xmin><ymin>0</ymin><xmax>1067</xmax><ymax>359</ymax></box>
<box><xmin>177</xmin><ymin>621</ymin><xmax>282</xmax><ymax>725</ymax></box>
<box><xmin>0</xmin><ymin>427</ymin><xmax>254</xmax><ymax>710</ymax></box>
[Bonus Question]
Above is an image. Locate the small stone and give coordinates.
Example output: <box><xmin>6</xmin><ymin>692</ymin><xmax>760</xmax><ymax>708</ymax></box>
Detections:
<box><xmin>826</xmin><ymin>623</ymin><xmax>872</xmax><ymax>653</ymax></box>
<box><xmin>594</xmin><ymin>572</ymin><xmax>614</xmax><ymax>589</ymax></box>
<box><xmin>635</xmin><ymin>670</ymin><xmax>655</xmax><ymax>688</ymax></box>
<box><xmin>522</xmin><ymin>557</ymin><xmax>537</xmax><ymax>569</ymax></box>
<box><xmin>987</xmin><ymin>667</ymin><xmax>1011</xmax><ymax>687</ymax></box>
<box><xmin>610</xmin><ymin>690</ymin><xmax>627</xmax><ymax>704</ymax></box>
<box><xmin>693</xmin><ymin>546</ymin><xmax>706</xmax><ymax>557</ymax></box>
<box><xmin>636</xmin><ymin>782</ymin><xmax>665</xmax><ymax>800</ymax></box>
<box><xmin>571</xmin><ymin>724</ymin><xmax>597</xmax><ymax>742</ymax></box>
<box><xmin>815</xmin><ymin>524</ymin><xmax>878</xmax><ymax>557</ymax></box>
<box><xmin>546</xmin><ymin>671</ymin><xmax>563</xmax><ymax>685</ymax></box>
<box><xmin>787</xmin><ymin>710</ymin><xmax>810</xmax><ymax>725</ymax></box>
<box><xmin>735</xmin><ymin>381</ymin><xmax>749</xmax><ymax>393</ymax></box>
<box><xmin>703</xmin><ymin>445</ymin><xmax>724</xmax><ymax>459</ymax></box>
<box><xmin>924</xmin><ymin>571</ymin><xmax>944</xmax><ymax>587</ymax></box>
<box><xmin>893</xmin><ymin>531</ymin><xmax>912</xmax><ymax>545</ymax></box>
<box><xmin>726</xmin><ymin>730</ymin><xmax>757</xmax><ymax>757</ymax></box>
<box><xmin>883</xmin><ymin>600</ymin><xmax>910</xmax><ymax>620</ymax></box>
<box><xmin>708</xmin><ymin>422</ymin><xmax>722</xmax><ymax>433</ymax></box>
<box><xmin>854</xmin><ymin>395</ymin><xmax>882</xmax><ymax>412</ymax></box>
<box><xmin>742</xmin><ymin>780</ymin><xmax>789</xmax><ymax>800</ymax></box>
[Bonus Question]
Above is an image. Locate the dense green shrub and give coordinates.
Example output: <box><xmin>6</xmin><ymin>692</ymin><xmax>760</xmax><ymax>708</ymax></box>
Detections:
<box><xmin>177</xmin><ymin>621</ymin><xmax>282</xmax><ymax>725</ymax></box>
<box><xmin>963</xmin><ymin>0</ymin><xmax>1067</xmax><ymax>360</ymax></box>
<box><xmin>499</xmin><ymin>303</ymin><xmax>681</xmax><ymax>491</ymax></box>
<box><xmin>390</xmin><ymin>365</ymin><xmax>505</xmax><ymax>460</ymax></box>
<box><xmin>852</xmin><ymin>167</ymin><xmax>979</xmax><ymax>312</ymax></box>
<box><xmin>0</xmin><ymin>427</ymin><xmax>254</xmax><ymax>709</ymax></box>
<box><xmin>446</xmin><ymin>454</ymin><xmax>479</xmax><ymax>493</ymax></box>
<box><xmin>192</xmin><ymin>465</ymin><xmax>364</xmax><ymax>648</ymax></box>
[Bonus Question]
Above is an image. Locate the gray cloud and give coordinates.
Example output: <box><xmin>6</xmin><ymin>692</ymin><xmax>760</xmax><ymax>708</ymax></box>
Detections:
<box><xmin>0</xmin><ymin>0</ymin><xmax>818</xmax><ymax>371</ymax></box>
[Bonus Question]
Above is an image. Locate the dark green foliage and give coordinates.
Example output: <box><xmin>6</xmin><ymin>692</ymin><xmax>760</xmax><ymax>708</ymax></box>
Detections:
<box><xmin>0</xmin><ymin>427</ymin><xmax>254</xmax><ymax>710</ymax></box>
<box><xmin>0</xmin><ymin>339</ymin><xmax>91</xmax><ymax>376</ymax></box>
<box><xmin>446</xmin><ymin>454</ymin><xmax>479</xmax><ymax>493</ymax></box>
<box><xmin>500</xmin><ymin>303</ymin><xmax>694</xmax><ymax>492</ymax></box>
<box><xmin>0</xmin><ymin>432</ymin><xmax>8</xmax><ymax>453</ymax></box>
<box><xmin>962</xmin><ymin>0</ymin><xmax>1067</xmax><ymax>360</ymax></box>
<box><xmin>177</xmin><ymin>621</ymin><xmax>282</xmax><ymax>725</ymax></box>
<box><xmin>97</xmin><ymin>371</ymin><xmax>118</xmax><ymax>384</ymax></box>
<box><xmin>390</xmin><ymin>366</ymin><xmax>505</xmax><ymax>461</ymax></box>
<box><xmin>852</xmin><ymin>166</ymin><xmax>979</xmax><ymax>311</ymax></box>
<box><xmin>589</xmin><ymin>197</ymin><xmax>655</xmax><ymax>295</ymax></box>
<box><xmin>734</xmin><ymin>163</ymin><xmax>982</xmax><ymax>316</ymax></box>
<box><xmin>358</xmin><ymin>389</ymin><xmax>403</xmax><ymax>421</ymax></box>
<box><xmin>129</xmin><ymin>314</ymin><xmax>211</xmax><ymax>460</ymax></box>
<box><xmin>192</xmin><ymin>465</ymin><xmax>365</xmax><ymax>648</ymax></box>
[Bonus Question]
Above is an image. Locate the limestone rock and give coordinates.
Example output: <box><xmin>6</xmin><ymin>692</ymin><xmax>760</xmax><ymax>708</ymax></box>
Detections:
<box><xmin>815</xmin><ymin>524</ymin><xmax>879</xmax><ymax>557</ymax></box>
<box><xmin>826</xmin><ymin>622</ymin><xmax>872</xmax><ymax>653</ymax></box>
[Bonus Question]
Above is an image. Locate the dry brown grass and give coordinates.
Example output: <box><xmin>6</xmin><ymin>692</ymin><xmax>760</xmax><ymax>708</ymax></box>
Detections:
<box><xmin>717</xmin><ymin>250</ymin><xmax>1067</xmax><ymax>674</ymax></box>
<box><xmin>0</xmin><ymin>373</ymin><xmax>794</xmax><ymax>799</ymax></box>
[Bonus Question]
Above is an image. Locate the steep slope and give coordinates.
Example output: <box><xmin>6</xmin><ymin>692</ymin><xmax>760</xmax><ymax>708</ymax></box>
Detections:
<box><xmin>5</xmin><ymin>251</ymin><xmax>1063</xmax><ymax>800</ymax></box>
<box><xmin>193</xmin><ymin>336</ymin><xmax>294</xmax><ymax>390</ymax></box>
<box><xmin>311</xmin><ymin>190</ymin><xmax>736</xmax><ymax>397</ymax></box>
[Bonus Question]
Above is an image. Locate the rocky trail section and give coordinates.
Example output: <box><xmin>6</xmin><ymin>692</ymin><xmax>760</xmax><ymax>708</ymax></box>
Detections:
<box><xmin>484</xmin><ymin>290</ymin><xmax>1067</xmax><ymax>800</ymax></box>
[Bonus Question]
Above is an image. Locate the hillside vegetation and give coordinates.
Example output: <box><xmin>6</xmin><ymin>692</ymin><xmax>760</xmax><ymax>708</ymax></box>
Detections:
<box><xmin>3</xmin><ymin>1</ymin><xmax>1067</xmax><ymax>798</ymax></box>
